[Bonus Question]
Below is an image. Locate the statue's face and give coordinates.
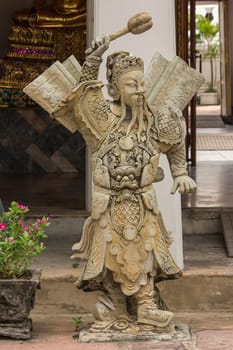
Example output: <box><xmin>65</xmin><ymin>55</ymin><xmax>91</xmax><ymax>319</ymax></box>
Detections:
<box><xmin>117</xmin><ymin>70</ymin><xmax>145</xmax><ymax>108</ymax></box>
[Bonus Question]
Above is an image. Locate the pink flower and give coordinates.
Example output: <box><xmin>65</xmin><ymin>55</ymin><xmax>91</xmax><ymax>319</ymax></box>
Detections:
<box><xmin>33</xmin><ymin>222</ymin><xmax>39</xmax><ymax>229</ymax></box>
<box><xmin>23</xmin><ymin>225</ymin><xmax>30</xmax><ymax>230</ymax></box>
<box><xmin>39</xmin><ymin>218</ymin><xmax>48</xmax><ymax>223</ymax></box>
<box><xmin>40</xmin><ymin>242</ymin><xmax>44</xmax><ymax>247</ymax></box>
<box><xmin>6</xmin><ymin>237</ymin><xmax>15</xmax><ymax>243</ymax></box>
<box><xmin>0</xmin><ymin>223</ymin><xmax>7</xmax><ymax>230</ymax></box>
<box><xmin>16</xmin><ymin>203</ymin><xmax>28</xmax><ymax>211</ymax></box>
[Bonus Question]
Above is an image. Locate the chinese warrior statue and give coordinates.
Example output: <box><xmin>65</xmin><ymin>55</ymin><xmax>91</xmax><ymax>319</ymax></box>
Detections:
<box><xmin>24</xmin><ymin>13</ymin><xmax>204</xmax><ymax>340</ymax></box>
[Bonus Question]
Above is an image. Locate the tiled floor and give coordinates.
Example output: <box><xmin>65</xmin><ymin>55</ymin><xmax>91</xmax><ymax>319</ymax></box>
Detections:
<box><xmin>197</xmin><ymin>133</ymin><xmax>233</xmax><ymax>150</ymax></box>
<box><xmin>182</xmin><ymin>104</ymin><xmax>233</xmax><ymax>208</ymax></box>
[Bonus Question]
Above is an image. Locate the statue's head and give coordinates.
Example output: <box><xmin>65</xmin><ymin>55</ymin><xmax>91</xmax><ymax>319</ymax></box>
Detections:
<box><xmin>106</xmin><ymin>51</ymin><xmax>144</xmax><ymax>102</ymax></box>
<box><xmin>106</xmin><ymin>52</ymin><xmax>151</xmax><ymax>139</ymax></box>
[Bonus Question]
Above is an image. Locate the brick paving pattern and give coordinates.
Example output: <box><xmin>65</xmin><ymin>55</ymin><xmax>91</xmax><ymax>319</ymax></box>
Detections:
<box><xmin>197</xmin><ymin>134</ymin><xmax>233</xmax><ymax>150</ymax></box>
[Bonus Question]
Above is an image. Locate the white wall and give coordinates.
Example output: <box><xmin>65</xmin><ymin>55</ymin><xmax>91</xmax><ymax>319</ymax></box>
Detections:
<box><xmin>89</xmin><ymin>0</ymin><xmax>184</xmax><ymax>268</ymax></box>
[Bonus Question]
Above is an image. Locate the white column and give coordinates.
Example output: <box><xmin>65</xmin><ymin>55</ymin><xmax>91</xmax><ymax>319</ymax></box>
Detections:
<box><xmin>87</xmin><ymin>0</ymin><xmax>184</xmax><ymax>268</ymax></box>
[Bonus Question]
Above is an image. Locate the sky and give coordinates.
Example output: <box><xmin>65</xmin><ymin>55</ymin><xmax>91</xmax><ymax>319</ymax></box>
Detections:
<box><xmin>196</xmin><ymin>3</ymin><xmax>219</xmax><ymax>24</ymax></box>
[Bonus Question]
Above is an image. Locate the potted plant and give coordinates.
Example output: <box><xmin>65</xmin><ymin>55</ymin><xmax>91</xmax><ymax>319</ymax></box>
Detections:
<box><xmin>196</xmin><ymin>13</ymin><xmax>220</xmax><ymax>105</ymax></box>
<box><xmin>0</xmin><ymin>201</ymin><xmax>49</xmax><ymax>339</ymax></box>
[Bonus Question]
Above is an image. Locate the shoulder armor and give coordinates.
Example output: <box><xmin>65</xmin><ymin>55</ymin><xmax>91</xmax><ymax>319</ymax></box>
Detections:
<box><xmin>154</xmin><ymin>103</ymin><xmax>185</xmax><ymax>145</ymax></box>
<box><xmin>72</xmin><ymin>80</ymin><xmax>114</xmax><ymax>149</ymax></box>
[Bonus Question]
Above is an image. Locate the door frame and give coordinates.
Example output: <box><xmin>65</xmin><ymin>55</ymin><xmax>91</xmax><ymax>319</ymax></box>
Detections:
<box><xmin>175</xmin><ymin>0</ymin><xmax>231</xmax><ymax>165</ymax></box>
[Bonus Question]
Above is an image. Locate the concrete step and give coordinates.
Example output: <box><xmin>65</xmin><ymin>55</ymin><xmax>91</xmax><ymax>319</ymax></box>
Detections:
<box><xmin>183</xmin><ymin>207</ymin><xmax>233</xmax><ymax>258</ymax></box>
<box><xmin>182</xmin><ymin>207</ymin><xmax>223</xmax><ymax>235</ymax></box>
<box><xmin>32</xmin><ymin>264</ymin><xmax>233</xmax><ymax>318</ymax></box>
<box><xmin>32</xmin><ymin>219</ymin><xmax>233</xmax><ymax>317</ymax></box>
<box><xmin>221</xmin><ymin>211</ymin><xmax>233</xmax><ymax>257</ymax></box>
<box><xmin>161</xmin><ymin>268</ymin><xmax>233</xmax><ymax>313</ymax></box>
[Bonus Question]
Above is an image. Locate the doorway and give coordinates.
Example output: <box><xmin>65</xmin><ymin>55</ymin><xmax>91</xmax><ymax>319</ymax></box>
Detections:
<box><xmin>176</xmin><ymin>0</ymin><xmax>232</xmax><ymax>166</ymax></box>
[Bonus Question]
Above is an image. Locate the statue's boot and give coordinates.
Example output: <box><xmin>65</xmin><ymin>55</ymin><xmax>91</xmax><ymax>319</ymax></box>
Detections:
<box><xmin>94</xmin><ymin>292</ymin><xmax>129</xmax><ymax>321</ymax></box>
<box><xmin>93</xmin><ymin>272</ymin><xmax>132</xmax><ymax>330</ymax></box>
<box><xmin>136</xmin><ymin>279</ymin><xmax>173</xmax><ymax>328</ymax></box>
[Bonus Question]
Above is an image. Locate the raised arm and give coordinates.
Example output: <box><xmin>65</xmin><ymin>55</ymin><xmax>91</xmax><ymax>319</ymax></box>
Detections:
<box><xmin>79</xmin><ymin>35</ymin><xmax>110</xmax><ymax>82</ymax></box>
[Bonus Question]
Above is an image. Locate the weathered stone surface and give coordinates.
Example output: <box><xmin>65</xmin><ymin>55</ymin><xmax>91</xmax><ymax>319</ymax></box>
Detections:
<box><xmin>78</xmin><ymin>323</ymin><xmax>191</xmax><ymax>343</ymax></box>
<box><xmin>0</xmin><ymin>270</ymin><xmax>41</xmax><ymax>339</ymax></box>
<box><xmin>0</xmin><ymin>319</ymin><xmax>32</xmax><ymax>340</ymax></box>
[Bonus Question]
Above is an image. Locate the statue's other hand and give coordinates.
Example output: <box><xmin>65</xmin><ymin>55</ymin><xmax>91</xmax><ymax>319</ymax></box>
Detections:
<box><xmin>85</xmin><ymin>35</ymin><xmax>110</xmax><ymax>57</ymax></box>
<box><xmin>170</xmin><ymin>175</ymin><xmax>197</xmax><ymax>194</ymax></box>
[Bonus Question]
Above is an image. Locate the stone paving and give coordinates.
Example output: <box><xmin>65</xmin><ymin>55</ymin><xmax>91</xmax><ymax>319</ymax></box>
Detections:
<box><xmin>197</xmin><ymin>330</ymin><xmax>233</xmax><ymax>350</ymax></box>
<box><xmin>1</xmin><ymin>313</ymin><xmax>233</xmax><ymax>350</ymax></box>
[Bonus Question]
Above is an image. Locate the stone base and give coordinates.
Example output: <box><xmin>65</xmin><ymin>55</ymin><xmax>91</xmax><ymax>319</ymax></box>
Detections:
<box><xmin>0</xmin><ymin>319</ymin><xmax>32</xmax><ymax>340</ymax></box>
<box><xmin>78</xmin><ymin>323</ymin><xmax>191</xmax><ymax>343</ymax></box>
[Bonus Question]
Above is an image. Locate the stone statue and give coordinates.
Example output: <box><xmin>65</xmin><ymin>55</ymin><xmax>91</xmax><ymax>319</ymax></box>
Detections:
<box><xmin>23</xmin><ymin>12</ymin><xmax>204</xmax><ymax>340</ymax></box>
<box><xmin>69</xmin><ymin>40</ymin><xmax>198</xmax><ymax>334</ymax></box>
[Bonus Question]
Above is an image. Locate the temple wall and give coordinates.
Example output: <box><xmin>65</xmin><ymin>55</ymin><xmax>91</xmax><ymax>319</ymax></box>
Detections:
<box><xmin>0</xmin><ymin>1</ymin><xmax>86</xmax><ymax>175</ymax></box>
<box><xmin>0</xmin><ymin>108</ymin><xmax>86</xmax><ymax>174</ymax></box>
<box><xmin>0</xmin><ymin>0</ymin><xmax>33</xmax><ymax>57</ymax></box>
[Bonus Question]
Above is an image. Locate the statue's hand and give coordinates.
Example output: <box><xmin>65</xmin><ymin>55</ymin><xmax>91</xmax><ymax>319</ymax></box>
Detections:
<box><xmin>170</xmin><ymin>175</ymin><xmax>197</xmax><ymax>194</ymax></box>
<box><xmin>85</xmin><ymin>35</ymin><xmax>110</xmax><ymax>57</ymax></box>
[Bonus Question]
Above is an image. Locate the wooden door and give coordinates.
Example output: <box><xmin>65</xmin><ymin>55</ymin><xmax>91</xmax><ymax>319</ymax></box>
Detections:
<box><xmin>176</xmin><ymin>0</ymin><xmax>197</xmax><ymax>165</ymax></box>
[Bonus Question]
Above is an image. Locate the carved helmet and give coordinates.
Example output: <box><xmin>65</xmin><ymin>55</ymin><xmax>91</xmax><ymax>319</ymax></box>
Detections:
<box><xmin>106</xmin><ymin>51</ymin><xmax>144</xmax><ymax>101</ymax></box>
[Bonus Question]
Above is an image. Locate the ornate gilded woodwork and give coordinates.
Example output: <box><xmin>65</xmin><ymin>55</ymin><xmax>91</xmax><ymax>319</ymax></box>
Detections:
<box><xmin>0</xmin><ymin>0</ymin><xmax>86</xmax><ymax>107</ymax></box>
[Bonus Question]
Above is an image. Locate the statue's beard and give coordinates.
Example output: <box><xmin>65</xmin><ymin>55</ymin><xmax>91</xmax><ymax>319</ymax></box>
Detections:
<box><xmin>117</xmin><ymin>95</ymin><xmax>152</xmax><ymax>141</ymax></box>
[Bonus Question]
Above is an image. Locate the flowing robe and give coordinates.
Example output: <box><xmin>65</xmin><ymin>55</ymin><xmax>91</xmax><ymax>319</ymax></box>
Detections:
<box><xmin>71</xmin><ymin>80</ymin><xmax>186</xmax><ymax>295</ymax></box>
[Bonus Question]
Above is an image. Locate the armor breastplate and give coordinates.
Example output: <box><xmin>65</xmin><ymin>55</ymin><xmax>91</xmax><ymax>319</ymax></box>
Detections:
<box><xmin>91</xmin><ymin>122</ymin><xmax>161</xmax><ymax>235</ymax></box>
<box><xmin>94</xmin><ymin>124</ymin><xmax>159</xmax><ymax>192</ymax></box>
<box><xmin>105</xmin><ymin>137</ymin><xmax>149</xmax><ymax>191</ymax></box>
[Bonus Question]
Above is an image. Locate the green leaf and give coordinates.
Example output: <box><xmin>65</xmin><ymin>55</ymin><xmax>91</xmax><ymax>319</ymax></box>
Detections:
<box><xmin>72</xmin><ymin>263</ymin><xmax>79</xmax><ymax>269</ymax></box>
